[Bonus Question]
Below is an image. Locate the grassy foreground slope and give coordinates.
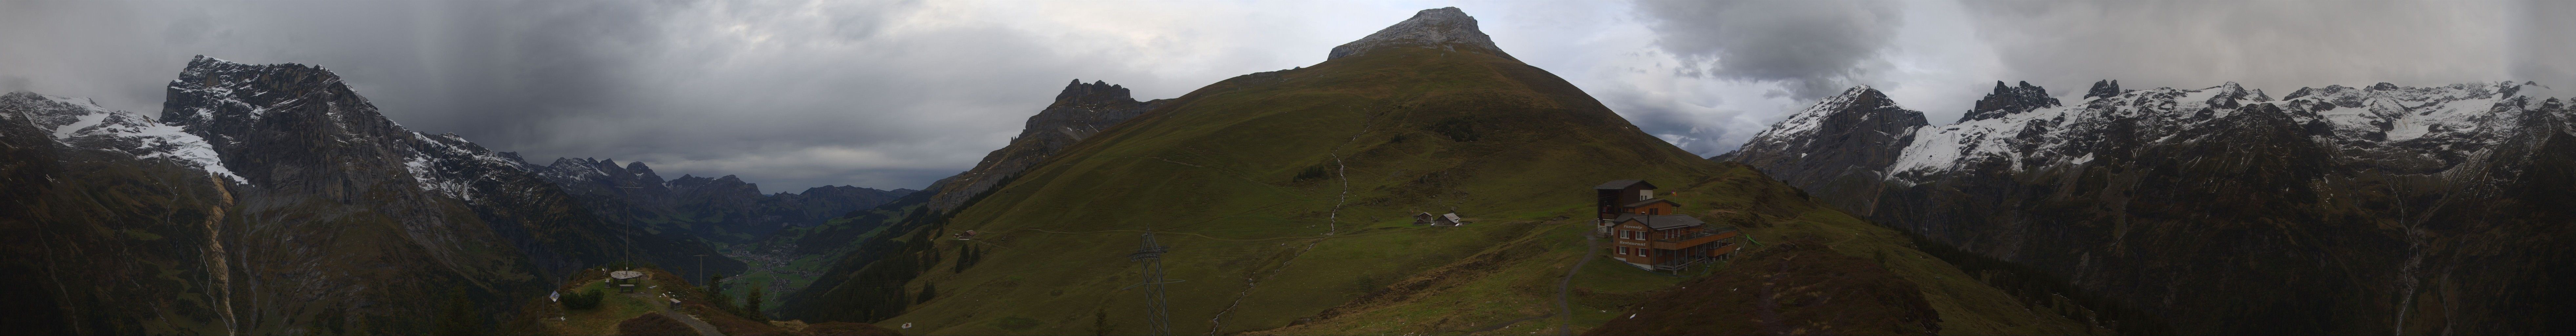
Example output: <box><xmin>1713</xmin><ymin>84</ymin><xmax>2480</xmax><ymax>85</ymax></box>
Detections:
<box><xmin>812</xmin><ymin>46</ymin><xmax>2089</xmax><ymax>335</ymax></box>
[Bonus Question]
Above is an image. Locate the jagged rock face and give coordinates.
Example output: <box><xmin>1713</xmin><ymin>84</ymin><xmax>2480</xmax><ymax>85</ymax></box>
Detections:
<box><xmin>667</xmin><ymin>174</ymin><xmax>769</xmax><ymax>229</ymax></box>
<box><xmin>1960</xmin><ymin>81</ymin><xmax>2062</xmax><ymax>122</ymax></box>
<box><xmin>1728</xmin><ymin>80</ymin><xmax>2576</xmax><ymax>334</ymax></box>
<box><xmin>1710</xmin><ymin>86</ymin><xmax>1926</xmax><ymax>215</ymax></box>
<box><xmin>2084</xmin><ymin>80</ymin><xmax>2124</xmax><ymax>99</ymax></box>
<box><xmin>540</xmin><ymin>158</ymin><xmax>673</xmax><ymax>208</ymax></box>
<box><xmin>1326</xmin><ymin>7</ymin><xmax>1515</xmax><ymax>61</ymax></box>
<box><xmin>47</xmin><ymin>55</ymin><xmax>740</xmax><ymax>334</ymax></box>
<box><xmin>923</xmin><ymin>79</ymin><xmax>1163</xmax><ymax>212</ymax></box>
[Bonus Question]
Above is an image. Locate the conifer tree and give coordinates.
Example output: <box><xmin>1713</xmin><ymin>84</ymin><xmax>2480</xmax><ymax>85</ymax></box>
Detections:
<box><xmin>916</xmin><ymin>282</ymin><xmax>938</xmax><ymax>304</ymax></box>
<box><xmin>435</xmin><ymin>287</ymin><xmax>476</xmax><ymax>335</ymax></box>
<box><xmin>744</xmin><ymin>286</ymin><xmax>767</xmax><ymax>321</ymax></box>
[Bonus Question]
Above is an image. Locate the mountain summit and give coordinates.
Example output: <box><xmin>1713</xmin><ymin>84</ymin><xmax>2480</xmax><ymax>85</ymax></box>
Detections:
<box><xmin>919</xmin><ymin>79</ymin><xmax>1165</xmax><ymax>212</ymax></box>
<box><xmin>1326</xmin><ymin>7</ymin><xmax>1514</xmax><ymax>61</ymax></box>
<box><xmin>1710</xmin><ymin>85</ymin><xmax>1926</xmax><ymax>215</ymax></box>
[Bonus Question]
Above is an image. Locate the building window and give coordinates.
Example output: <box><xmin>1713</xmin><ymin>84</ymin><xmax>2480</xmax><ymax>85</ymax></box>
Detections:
<box><xmin>1617</xmin><ymin>247</ymin><xmax>1629</xmax><ymax>255</ymax></box>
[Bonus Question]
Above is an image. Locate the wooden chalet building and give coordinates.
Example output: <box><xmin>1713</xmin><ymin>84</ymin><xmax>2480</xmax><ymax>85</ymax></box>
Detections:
<box><xmin>1595</xmin><ymin>180</ymin><xmax>1743</xmax><ymax>271</ymax></box>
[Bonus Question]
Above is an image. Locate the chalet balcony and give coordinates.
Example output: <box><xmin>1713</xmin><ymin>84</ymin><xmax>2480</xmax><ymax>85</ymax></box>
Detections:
<box><xmin>1648</xmin><ymin>226</ymin><xmax>1738</xmax><ymax>250</ymax></box>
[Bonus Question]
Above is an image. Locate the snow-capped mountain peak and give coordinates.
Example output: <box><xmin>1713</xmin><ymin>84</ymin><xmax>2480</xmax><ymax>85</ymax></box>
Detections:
<box><xmin>1857</xmin><ymin>81</ymin><xmax>2575</xmax><ymax>183</ymax></box>
<box><xmin>1751</xmin><ymin>85</ymin><xmax>1912</xmax><ymax>141</ymax></box>
<box><xmin>1</xmin><ymin>92</ymin><xmax>246</xmax><ymax>184</ymax></box>
<box><xmin>162</xmin><ymin>55</ymin><xmax>535</xmax><ymax>201</ymax></box>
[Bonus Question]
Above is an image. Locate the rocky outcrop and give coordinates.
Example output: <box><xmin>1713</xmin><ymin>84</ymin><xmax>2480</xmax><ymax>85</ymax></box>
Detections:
<box><xmin>2083</xmin><ymin>80</ymin><xmax>2123</xmax><ymax>99</ymax></box>
<box><xmin>1726</xmin><ymin>80</ymin><xmax>2576</xmax><ymax>334</ymax></box>
<box><xmin>922</xmin><ymin>79</ymin><xmax>1164</xmax><ymax>212</ymax></box>
<box><xmin>1710</xmin><ymin>86</ymin><xmax>1926</xmax><ymax>216</ymax></box>
<box><xmin>1959</xmin><ymin>81</ymin><xmax>2061</xmax><ymax>122</ymax></box>
<box><xmin>1326</xmin><ymin>7</ymin><xmax>1515</xmax><ymax>61</ymax></box>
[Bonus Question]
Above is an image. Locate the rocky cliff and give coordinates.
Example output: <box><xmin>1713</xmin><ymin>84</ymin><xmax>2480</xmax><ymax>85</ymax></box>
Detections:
<box><xmin>2</xmin><ymin>56</ymin><xmax>742</xmax><ymax>334</ymax></box>
<box><xmin>1723</xmin><ymin>80</ymin><xmax>2576</xmax><ymax>334</ymax></box>
<box><xmin>1710</xmin><ymin>86</ymin><xmax>1926</xmax><ymax>216</ymax></box>
<box><xmin>1326</xmin><ymin>7</ymin><xmax>1515</xmax><ymax>61</ymax></box>
<box><xmin>920</xmin><ymin>79</ymin><xmax>1165</xmax><ymax>212</ymax></box>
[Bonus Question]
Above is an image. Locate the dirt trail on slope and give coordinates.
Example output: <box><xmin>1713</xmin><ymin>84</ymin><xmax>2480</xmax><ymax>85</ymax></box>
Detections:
<box><xmin>1556</xmin><ymin>234</ymin><xmax>1598</xmax><ymax>335</ymax></box>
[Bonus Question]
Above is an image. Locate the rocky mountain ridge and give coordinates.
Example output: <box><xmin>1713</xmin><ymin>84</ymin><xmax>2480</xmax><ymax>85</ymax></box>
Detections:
<box><xmin>1710</xmin><ymin>86</ymin><xmax>1926</xmax><ymax>215</ymax></box>
<box><xmin>1721</xmin><ymin>79</ymin><xmax>2576</xmax><ymax>334</ymax></box>
<box><xmin>921</xmin><ymin>79</ymin><xmax>1165</xmax><ymax>212</ymax></box>
<box><xmin>1327</xmin><ymin>7</ymin><xmax>1515</xmax><ymax>61</ymax></box>
<box><xmin>3</xmin><ymin>92</ymin><xmax>243</xmax><ymax>183</ymax></box>
<box><xmin>2</xmin><ymin>56</ymin><xmax>740</xmax><ymax>334</ymax></box>
<box><xmin>534</xmin><ymin>156</ymin><xmax>915</xmax><ymax>243</ymax></box>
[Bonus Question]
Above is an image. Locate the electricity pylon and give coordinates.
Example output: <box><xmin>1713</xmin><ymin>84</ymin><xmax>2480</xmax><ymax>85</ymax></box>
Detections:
<box><xmin>1124</xmin><ymin>233</ymin><xmax>1177</xmax><ymax>336</ymax></box>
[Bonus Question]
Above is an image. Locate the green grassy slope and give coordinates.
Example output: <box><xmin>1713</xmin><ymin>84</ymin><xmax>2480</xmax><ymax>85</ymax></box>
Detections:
<box><xmin>799</xmin><ymin>47</ymin><xmax>2090</xmax><ymax>335</ymax></box>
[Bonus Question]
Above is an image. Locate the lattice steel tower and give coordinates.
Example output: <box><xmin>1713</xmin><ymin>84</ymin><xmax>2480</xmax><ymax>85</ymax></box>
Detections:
<box><xmin>1126</xmin><ymin>233</ymin><xmax>1176</xmax><ymax>335</ymax></box>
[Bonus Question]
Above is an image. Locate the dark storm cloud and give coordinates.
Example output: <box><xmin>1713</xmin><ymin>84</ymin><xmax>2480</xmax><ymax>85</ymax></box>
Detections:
<box><xmin>1631</xmin><ymin>1</ymin><xmax>1903</xmax><ymax>100</ymax></box>
<box><xmin>1958</xmin><ymin>1</ymin><xmax>2560</xmax><ymax>96</ymax></box>
<box><xmin>0</xmin><ymin>1</ymin><xmax>1182</xmax><ymax>190</ymax></box>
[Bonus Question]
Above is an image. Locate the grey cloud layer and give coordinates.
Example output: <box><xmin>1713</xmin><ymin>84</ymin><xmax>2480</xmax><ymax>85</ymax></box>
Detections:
<box><xmin>1633</xmin><ymin>1</ymin><xmax>1904</xmax><ymax>100</ymax></box>
<box><xmin>5</xmin><ymin>1</ymin><xmax>2562</xmax><ymax>188</ymax></box>
<box><xmin>1961</xmin><ymin>1</ymin><xmax>2567</xmax><ymax>97</ymax></box>
<box><xmin>0</xmin><ymin>1</ymin><xmax>1174</xmax><ymax>190</ymax></box>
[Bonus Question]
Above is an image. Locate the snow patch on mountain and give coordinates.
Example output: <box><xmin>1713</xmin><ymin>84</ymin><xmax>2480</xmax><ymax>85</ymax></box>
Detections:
<box><xmin>401</xmin><ymin>132</ymin><xmax>532</xmax><ymax>201</ymax></box>
<box><xmin>2</xmin><ymin>92</ymin><xmax>246</xmax><ymax>184</ymax></box>
<box><xmin>1877</xmin><ymin>81</ymin><xmax>2574</xmax><ymax>183</ymax></box>
<box><xmin>1753</xmin><ymin>85</ymin><xmax>1898</xmax><ymax>142</ymax></box>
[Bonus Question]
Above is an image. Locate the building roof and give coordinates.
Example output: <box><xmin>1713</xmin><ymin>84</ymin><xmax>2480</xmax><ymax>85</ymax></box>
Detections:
<box><xmin>1594</xmin><ymin>179</ymin><xmax>1657</xmax><ymax>190</ymax></box>
<box><xmin>1619</xmin><ymin>214</ymin><xmax>1706</xmax><ymax>230</ymax></box>
<box><xmin>1624</xmin><ymin>198</ymin><xmax>1679</xmax><ymax>208</ymax></box>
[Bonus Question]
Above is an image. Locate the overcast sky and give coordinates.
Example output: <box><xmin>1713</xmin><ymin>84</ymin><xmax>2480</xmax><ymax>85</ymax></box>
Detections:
<box><xmin>3</xmin><ymin>1</ymin><xmax>2566</xmax><ymax>191</ymax></box>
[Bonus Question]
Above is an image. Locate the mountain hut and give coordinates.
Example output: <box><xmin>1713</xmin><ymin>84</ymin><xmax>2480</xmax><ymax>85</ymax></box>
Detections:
<box><xmin>1593</xmin><ymin>179</ymin><xmax>1745</xmax><ymax>271</ymax></box>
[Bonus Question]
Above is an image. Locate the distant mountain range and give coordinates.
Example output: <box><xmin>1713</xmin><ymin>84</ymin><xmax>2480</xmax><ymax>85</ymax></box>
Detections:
<box><xmin>1720</xmin><ymin>80</ymin><xmax>2576</xmax><ymax>334</ymax></box>
<box><xmin>534</xmin><ymin>157</ymin><xmax>914</xmax><ymax>244</ymax></box>
<box><xmin>0</xmin><ymin>55</ymin><xmax>912</xmax><ymax>334</ymax></box>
